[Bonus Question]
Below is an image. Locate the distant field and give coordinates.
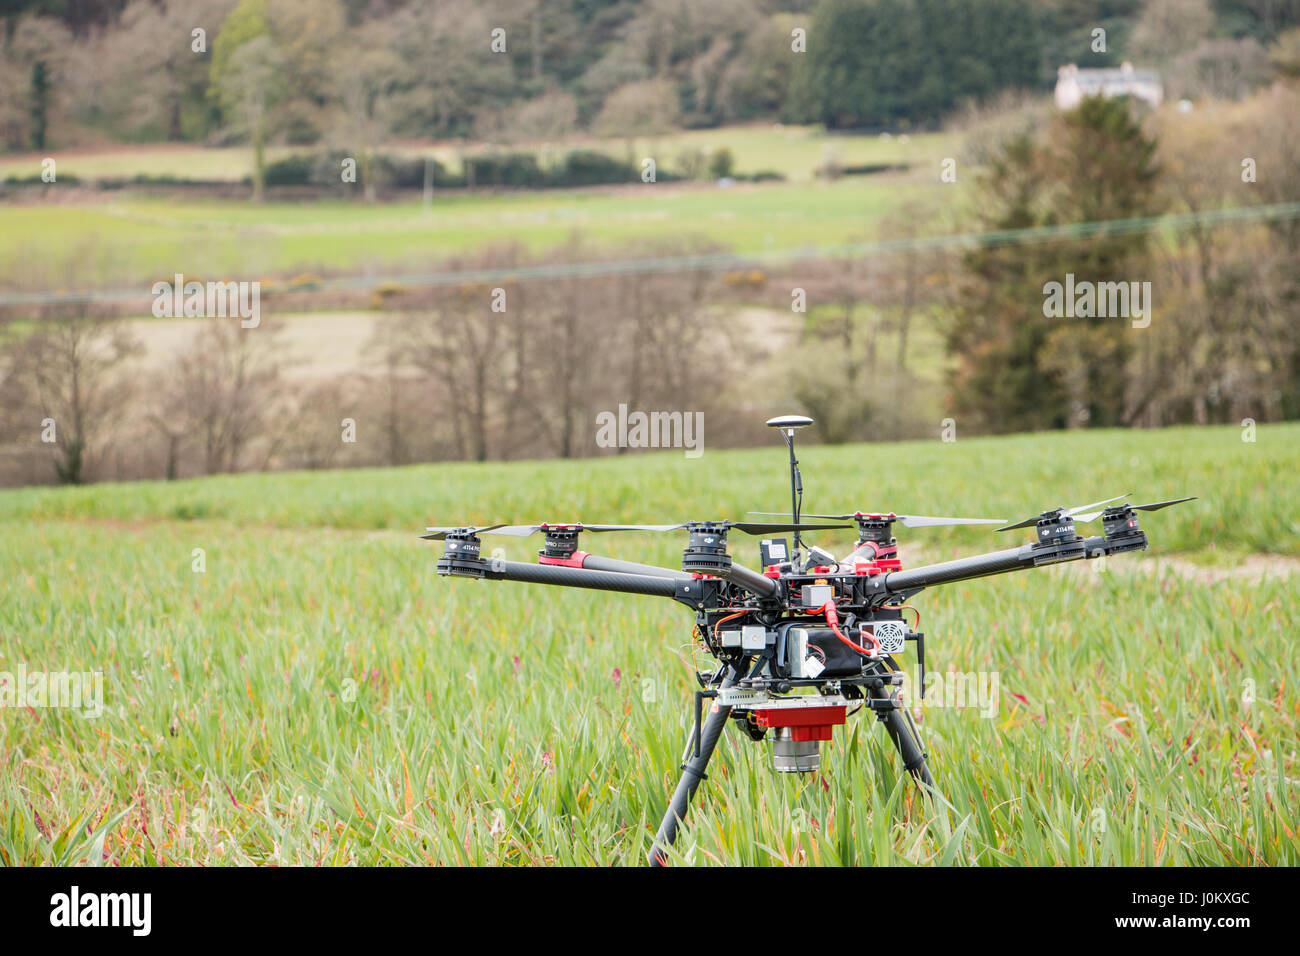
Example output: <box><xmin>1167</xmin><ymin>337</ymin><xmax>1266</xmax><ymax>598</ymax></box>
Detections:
<box><xmin>1</xmin><ymin>424</ymin><xmax>1295</xmax><ymax>865</ymax></box>
<box><xmin>0</xmin><ymin>176</ymin><xmax>957</xmax><ymax>287</ymax></box>
<box><xmin>0</xmin><ymin>125</ymin><xmax>963</xmax><ymax>287</ymax></box>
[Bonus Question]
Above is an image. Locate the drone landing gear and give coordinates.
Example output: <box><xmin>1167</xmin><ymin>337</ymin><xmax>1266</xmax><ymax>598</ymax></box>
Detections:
<box><xmin>869</xmin><ymin>682</ymin><xmax>935</xmax><ymax>789</ymax></box>
<box><xmin>647</xmin><ymin>671</ymin><xmax>934</xmax><ymax>866</ymax></box>
<box><xmin>648</xmin><ymin>667</ymin><xmax>740</xmax><ymax>867</ymax></box>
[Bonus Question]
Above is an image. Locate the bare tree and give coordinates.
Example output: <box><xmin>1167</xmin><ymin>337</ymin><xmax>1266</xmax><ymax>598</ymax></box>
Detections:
<box><xmin>397</xmin><ymin>288</ymin><xmax>501</xmax><ymax>462</ymax></box>
<box><xmin>0</xmin><ymin>305</ymin><xmax>139</xmax><ymax>484</ymax></box>
<box><xmin>215</xmin><ymin>34</ymin><xmax>284</xmax><ymax>203</ymax></box>
<box><xmin>335</xmin><ymin>21</ymin><xmax>401</xmax><ymax>203</ymax></box>
<box><xmin>155</xmin><ymin>317</ymin><xmax>285</xmax><ymax>474</ymax></box>
<box><xmin>363</xmin><ymin>314</ymin><xmax>415</xmax><ymax>466</ymax></box>
<box><xmin>102</xmin><ymin>0</ymin><xmax>238</xmax><ymax>142</ymax></box>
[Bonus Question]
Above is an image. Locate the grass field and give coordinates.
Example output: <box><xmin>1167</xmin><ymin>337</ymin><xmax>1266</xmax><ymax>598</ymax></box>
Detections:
<box><xmin>0</xmin><ymin>126</ymin><xmax>961</xmax><ymax>288</ymax></box>
<box><xmin>0</xmin><ymin>177</ymin><xmax>951</xmax><ymax>288</ymax></box>
<box><xmin>1</xmin><ymin>424</ymin><xmax>1296</xmax><ymax>865</ymax></box>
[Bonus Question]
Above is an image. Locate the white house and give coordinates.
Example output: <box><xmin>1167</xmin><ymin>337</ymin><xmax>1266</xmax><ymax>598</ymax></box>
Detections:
<box><xmin>1055</xmin><ymin>62</ymin><xmax>1163</xmax><ymax>110</ymax></box>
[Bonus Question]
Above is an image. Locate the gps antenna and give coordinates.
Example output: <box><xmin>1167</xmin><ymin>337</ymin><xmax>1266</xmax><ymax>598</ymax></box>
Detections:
<box><xmin>765</xmin><ymin>415</ymin><xmax>814</xmax><ymax>561</ymax></box>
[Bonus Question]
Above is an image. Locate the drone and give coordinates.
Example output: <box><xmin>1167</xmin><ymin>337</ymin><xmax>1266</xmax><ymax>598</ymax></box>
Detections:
<box><xmin>425</xmin><ymin>415</ymin><xmax>1194</xmax><ymax>866</ymax></box>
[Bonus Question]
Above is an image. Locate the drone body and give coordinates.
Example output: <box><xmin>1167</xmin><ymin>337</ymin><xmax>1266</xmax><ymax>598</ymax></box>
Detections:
<box><xmin>426</xmin><ymin>416</ymin><xmax>1193</xmax><ymax>866</ymax></box>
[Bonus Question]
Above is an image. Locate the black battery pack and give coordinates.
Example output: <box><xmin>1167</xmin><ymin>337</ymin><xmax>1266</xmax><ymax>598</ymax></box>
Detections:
<box><xmin>775</xmin><ymin>622</ymin><xmax>862</xmax><ymax>679</ymax></box>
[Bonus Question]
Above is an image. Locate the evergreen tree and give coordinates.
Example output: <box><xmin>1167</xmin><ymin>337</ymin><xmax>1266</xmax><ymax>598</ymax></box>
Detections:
<box><xmin>948</xmin><ymin>96</ymin><xmax>1162</xmax><ymax>431</ymax></box>
<box><xmin>794</xmin><ymin>0</ymin><xmax>1039</xmax><ymax>128</ymax></box>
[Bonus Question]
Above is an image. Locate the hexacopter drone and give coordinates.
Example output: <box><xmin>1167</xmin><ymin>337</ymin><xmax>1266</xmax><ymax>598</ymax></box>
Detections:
<box><xmin>425</xmin><ymin>415</ymin><xmax>1193</xmax><ymax>866</ymax></box>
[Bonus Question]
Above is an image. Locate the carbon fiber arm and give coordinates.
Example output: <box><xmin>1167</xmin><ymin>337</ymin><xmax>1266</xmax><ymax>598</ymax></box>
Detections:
<box><xmin>882</xmin><ymin>535</ymin><xmax>1121</xmax><ymax>596</ymax></box>
<box><xmin>482</xmin><ymin>559</ymin><xmax>684</xmax><ymax>598</ymax></box>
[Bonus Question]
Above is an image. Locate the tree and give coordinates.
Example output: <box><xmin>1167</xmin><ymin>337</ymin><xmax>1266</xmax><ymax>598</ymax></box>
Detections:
<box><xmin>385</xmin><ymin>0</ymin><xmax>514</xmax><ymax>139</ymax></box>
<box><xmin>1168</xmin><ymin>38</ymin><xmax>1270</xmax><ymax>100</ymax></box>
<box><xmin>335</xmin><ymin>20</ymin><xmax>401</xmax><ymax>201</ymax></box>
<box><xmin>593</xmin><ymin>78</ymin><xmax>679</xmax><ymax>138</ymax></box>
<box><xmin>156</xmin><ymin>317</ymin><xmax>286</xmax><ymax>474</ymax></box>
<box><xmin>215</xmin><ymin>34</ymin><xmax>283</xmax><ymax>201</ymax></box>
<box><xmin>390</xmin><ymin>246</ymin><xmax>528</xmax><ymax>462</ymax></box>
<box><xmin>476</xmin><ymin>89</ymin><xmax>578</xmax><ymax>144</ymax></box>
<box><xmin>1128</xmin><ymin>0</ymin><xmax>1215</xmax><ymax>64</ymax></box>
<box><xmin>1268</xmin><ymin>27</ymin><xmax>1300</xmax><ymax>78</ymax></box>
<box><xmin>6</xmin><ymin>15</ymin><xmax>72</xmax><ymax>150</ymax></box>
<box><xmin>719</xmin><ymin>13</ymin><xmax>800</xmax><ymax>121</ymax></box>
<box><xmin>1</xmin><ymin>306</ymin><xmax>140</xmax><ymax>484</ymax></box>
<box><xmin>948</xmin><ymin>96</ymin><xmax>1162</xmax><ymax>431</ymax></box>
<box><xmin>363</xmin><ymin>313</ymin><xmax>424</xmax><ymax>466</ymax></box>
<box><xmin>1140</xmin><ymin>83</ymin><xmax>1300</xmax><ymax>425</ymax></box>
<box><xmin>266</xmin><ymin>0</ymin><xmax>346</xmax><ymax>143</ymax></box>
<box><xmin>791</xmin><ymin>255</ymin><xmax>879</xmax><ymax>442</ymax></box>
<box><xmin>104</xmin><ymin>0</ymin><xmax>237</xmax><ymax>143</ymax></box>
<box><xmin>211</xmin><ymin>0</ymin><xmax>281</xmax><ymax>200</ymax></box>
<box><xmin>792</xmin><ymin>0</ymin><xmax>1038</xmax><ymax>129</ymax></box>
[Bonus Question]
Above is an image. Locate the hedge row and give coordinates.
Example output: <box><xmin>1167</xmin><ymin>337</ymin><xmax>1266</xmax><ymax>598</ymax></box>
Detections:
<box><xmin>2</xmin><ymin>151</ymin><xmax>789</xmax><ymax>192</ymax></box>
<box><xmin>258</xmin><ymin>149</ymin><xmax>792</xmax><ymax>190</ymax></box>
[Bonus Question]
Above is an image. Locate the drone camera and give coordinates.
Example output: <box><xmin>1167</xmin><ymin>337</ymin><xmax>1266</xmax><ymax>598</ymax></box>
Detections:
<box><xmin>755</xmin><ymin>701</ymin><xmax>849</xmax><ymax>773</ymax></box>
<box><xmin>770</xmin><ymin>729</ymin><xmax>821</xmax><ymax>773</ymax></box>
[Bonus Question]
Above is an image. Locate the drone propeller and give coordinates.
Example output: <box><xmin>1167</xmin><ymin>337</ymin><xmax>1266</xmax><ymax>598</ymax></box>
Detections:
<box><xmin>1072</xmin><ymin>496</ymin><xmax>1197</xmax><ymax>523</ymax></box>
<box><xmin>422</xmin><ymin>520</ymin><xmax>848</xmax><ymax>540</ymax></box>
<box><xmin>421</xmin><ymin>524</ymin><xmax>510</xmax><ymax>540</ymax></box>
<box><xmin>994</xmin><ymin>494</ymin><xmax>1132</xmax><ymax>532</ymax></box>
<box><xmin>582</xmin><ymin>520</ymin><xmax>851</xmax><ymax>535</ymax></box>
<box><xmin>729</xmin><ymin>520</ymin><xmax>851</xmax><ymax>535</ymax></box>
<box><xmin>750</xmin><ymin>511</ymin><xmax>1005</xmax><ymax>528</ymax></box>
<box><xmin>422</xmin><ymin>522</ymin><xmax>690</xmax><ymax>540</ymax></box>
<box><xmin>582</xmin><ymin>523</ymin><xmax>689</xmax><ymax>533</ymax></box>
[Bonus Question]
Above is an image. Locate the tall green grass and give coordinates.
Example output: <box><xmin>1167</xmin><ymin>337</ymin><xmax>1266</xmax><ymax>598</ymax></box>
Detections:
<box><xmin>1</xmin><ymin>425</ymin><xmax>1296</xmax><ymax>865</ymax></box>
<box><xmin>2</xmin><ymin>423</ymin><xmax>1294</xmax><ymax>554</ymax></box>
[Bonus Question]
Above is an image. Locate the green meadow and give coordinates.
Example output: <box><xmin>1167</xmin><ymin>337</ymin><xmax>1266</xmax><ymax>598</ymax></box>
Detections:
<box><xmin>0</xmin><ymin>127</ymin><xmax>959</xmax><ymax>287</ymax></box>
<box><xmin>0</xmin><ymin>178</ymin><xmax>948</xmax><ymax>286</ymax></box>
<box><xmin>2</xmin><ymin>424</ymin><xmax>1296</xmax><ymax>865</ymax></box>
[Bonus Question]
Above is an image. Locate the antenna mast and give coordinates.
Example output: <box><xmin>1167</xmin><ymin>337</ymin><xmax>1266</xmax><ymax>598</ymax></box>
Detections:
<box><xmin>765</xmin><ymin>415</ymin><xmax>814</xmax><ymax>561</ymax></box>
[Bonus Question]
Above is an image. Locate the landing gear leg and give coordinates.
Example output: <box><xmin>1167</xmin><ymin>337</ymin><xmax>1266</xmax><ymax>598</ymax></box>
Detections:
<box><xmin>868</xmin><ymin>681</ymin><xmax>935</xmax><ymax>788</ymax></box>
<box><xmin>648</xmin><ymin>665</ymin><xmax>740</xmax><ymax>866</ymax></box>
